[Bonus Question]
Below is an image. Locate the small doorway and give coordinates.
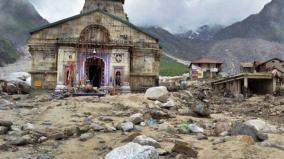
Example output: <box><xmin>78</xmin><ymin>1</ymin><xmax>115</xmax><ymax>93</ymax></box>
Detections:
<box><xmin>85</xmin><ymin>58</ymin><xmax>105</xmax><ymax>87</ymax></box>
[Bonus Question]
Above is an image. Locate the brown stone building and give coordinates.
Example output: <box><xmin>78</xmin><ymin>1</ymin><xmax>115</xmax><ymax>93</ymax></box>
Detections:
<box><xmin>28</xmin><ymin>0</ymin><xmax>160</xmax><ymax>91</ymax></box>
<box><xmin>189</xmin><ymin>58</ymin><xmax>223</xmax><ymax>79</ymax></box>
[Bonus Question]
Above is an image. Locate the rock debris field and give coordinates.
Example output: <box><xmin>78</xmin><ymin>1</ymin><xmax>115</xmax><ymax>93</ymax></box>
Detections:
<box><xmin>0</xmin><ymin>82</ymin><xmax>284</xmax><ymax>159</ymax></box>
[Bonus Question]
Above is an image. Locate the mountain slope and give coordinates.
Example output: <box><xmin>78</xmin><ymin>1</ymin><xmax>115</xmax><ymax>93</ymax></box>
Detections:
<box><xmin>143</xmin><ymin>0</ymin><xmax>284</xmax><ymax>75</ymax></box>
<box><xmin>0</xmin><ymin>0</ymin><xmax>47</xmax><ymax>66</ymax></box>
<box><xmin>142</xmin><ymin>27</ymin><xmax>212</xmax><ymax>60</ymax></box>
<box><xmin>176</xmin><ymin>25</ymin><xmax>223</xmax><ymax>40</ymax></box>
<box><xmin>214</xmin><ymin>0</ymin><xmax>284</xmax><ymax>42</ymax></box>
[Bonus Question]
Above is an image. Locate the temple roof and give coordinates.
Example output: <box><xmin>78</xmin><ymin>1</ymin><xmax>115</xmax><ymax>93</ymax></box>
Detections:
<box><xmin>30</xmin><ymin>9</ymin><xmax>158</xmax><ymax>41</ymax></box>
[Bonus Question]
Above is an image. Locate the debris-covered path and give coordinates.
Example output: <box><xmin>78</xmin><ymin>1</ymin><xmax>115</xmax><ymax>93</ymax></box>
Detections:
<box><xmin>1</xmin><ymin>83</ymin><xmax>284</xmax><ymax>159</ymax></box>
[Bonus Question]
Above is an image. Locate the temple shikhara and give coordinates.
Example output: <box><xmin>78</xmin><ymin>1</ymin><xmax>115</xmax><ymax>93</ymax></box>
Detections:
<box><xmin>28</xmin><ymin>0</ymin><xmax>161</xmax><ymax>91</ymax></box>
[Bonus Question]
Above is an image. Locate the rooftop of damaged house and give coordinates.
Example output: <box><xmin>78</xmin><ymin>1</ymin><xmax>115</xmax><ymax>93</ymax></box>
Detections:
<box><xmin>1</xmin><ymin>0</ymin><xmax>284</xmax><ymax>159</ymax></box>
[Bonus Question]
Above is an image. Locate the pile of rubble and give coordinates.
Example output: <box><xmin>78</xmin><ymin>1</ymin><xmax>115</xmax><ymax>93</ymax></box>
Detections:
<box><xmin>0</xmin><ymin>72</ymin><xmax>31</xmax><ymax>95</ymax></box>
<box><xmin>0</xmin><ymin>81</ymin><xmax>284</xmax><ymax>159</ymax></box>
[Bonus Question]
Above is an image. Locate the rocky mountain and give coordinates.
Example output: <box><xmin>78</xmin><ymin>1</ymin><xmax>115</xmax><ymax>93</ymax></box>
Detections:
<box><xmin>208</xmin><ymin>0</ymin><xmax>284</xmax><ymax>74</ymax></box>
<box><xmin>142</xmin><ymin>27</ymin><xmax>213</xmax><ymax>60</ymax></box>
<box><xmin>0</xmin><ymin>0</ymin><xmax>47</xmax><ymax>66</ymax></box>
<box><xmin>176</xmin><ymin>25</ymin><xmax>223</xmax><ymax>41</ymax></box>
<box><xmin>144</xmin><ymin>0</ymin><xmax>284</xmax><ymax>74</ymax></box>
<box><xmin>214</xmin><ymin>0</ymin><xmax>284</xmax><ymax>42</ymax></box>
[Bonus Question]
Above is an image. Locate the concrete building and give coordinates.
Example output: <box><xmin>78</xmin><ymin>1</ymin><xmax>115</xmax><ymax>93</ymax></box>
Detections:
<box><xmin>212</xmin><ymin>73</ymin><xmax>279</xmax><ymax>98</ymax></box>
<box><xmin>28</xmin><ymin>0</ymin><xmax>161</xmax><ymax>91</ymax></box>
<box><xmin>189</xmin><ymin>58</ymin><xmax>223</xmax><ymax>79</ymax></box>
<box><xmin>240</xmin><ymin>63</ymin><xmax>254</xmax><ymax>73</ymax></box>
<box><xmin>255</xmin><ymin>58</ymin><xmax>284</xmax><ymax>74</ymax></box>
<box><xmin>213</xmin><ymin>58</ymin><xmax>284</xmax><ymax>97</ymax></box>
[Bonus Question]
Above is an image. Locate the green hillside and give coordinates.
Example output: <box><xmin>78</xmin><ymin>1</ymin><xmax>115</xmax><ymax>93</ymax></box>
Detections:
<box><xmin>160</xmin><ymin>55</ymin><xmax>189</xmax><ymax>76</ymax></box>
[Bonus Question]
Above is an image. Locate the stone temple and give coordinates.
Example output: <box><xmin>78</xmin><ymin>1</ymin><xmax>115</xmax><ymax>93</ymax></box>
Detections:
<box><xmin>28</xmin><ymin>0</ymin><xmax>161</xmax><ymax>91</ymax></box>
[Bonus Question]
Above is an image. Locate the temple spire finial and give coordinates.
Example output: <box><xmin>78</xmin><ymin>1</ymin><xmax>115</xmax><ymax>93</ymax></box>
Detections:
<box><xmin>81</xmin><ymin>0</ymin><xmax>127</xmax><ymax>20</ymax></box>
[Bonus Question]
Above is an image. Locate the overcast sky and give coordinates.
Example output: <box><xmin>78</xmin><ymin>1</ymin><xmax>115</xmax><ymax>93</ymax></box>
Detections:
<box><xmin>29</xmin><ymin>0</ymin><xmax>271</xmax><ymax>33</ymax></box>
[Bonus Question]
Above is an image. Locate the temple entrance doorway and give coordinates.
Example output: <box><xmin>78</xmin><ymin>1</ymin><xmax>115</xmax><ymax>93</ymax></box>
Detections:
<box><xmin>85</xmin><ymin>58</ymin><xmax>105</xmax><ymax>88</ymax></box>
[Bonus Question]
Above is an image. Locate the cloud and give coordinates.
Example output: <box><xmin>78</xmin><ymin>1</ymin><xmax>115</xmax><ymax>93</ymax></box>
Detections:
<box><xmin>29</xmin><ymin>0</ymin><xmax>271</xmax><ymax>33</ymax></box>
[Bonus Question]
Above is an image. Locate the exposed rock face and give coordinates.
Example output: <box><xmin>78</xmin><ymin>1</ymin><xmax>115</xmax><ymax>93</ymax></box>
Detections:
<box><xmin>0</xmin><ymin>0</ymin><xmax>47</xmax><ymax>66</ymax></box>
<box><xmin>105</xmin><ymin>142</ymin><xmax>159</xmax><ymax>159</ymax></box>
<box><xmin>214</xmin><ymin>0</ymin><xmax>284</xmax><ymax>42</ymax></box>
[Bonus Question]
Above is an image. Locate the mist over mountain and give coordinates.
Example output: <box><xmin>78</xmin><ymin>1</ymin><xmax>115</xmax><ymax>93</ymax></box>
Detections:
<box><xmin>0</xmin><ymin>0</ymin><xmax>47</xmax><ymax>66</ymax></box>
<box><xmin>144</xmin><ymin>0</ymin><xmax>284</xmax><ymax>74</ymax></box>
<box><xmin>176</xmin><ymin>25</ymin><xmax>223</xmax><ymax>41</ymax></box>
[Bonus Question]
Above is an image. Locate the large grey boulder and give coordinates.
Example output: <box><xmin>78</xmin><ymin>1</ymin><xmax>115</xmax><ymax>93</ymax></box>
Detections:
<box><xmin>133</xmin><ymin>135</ymin><xmax>161</xmax><ymax>148</ymax></box>
<box><xmin>145</xmin><ymin>86</ymin><xmax>169</xmax><ymax>103</ymax></box>
<box><xmin>192</xmin><ymin>101</ymin><xmax>210</xmax><ymax>117</ymax></box>
<box><xmin>105</xmin><ymin>142</ymin><xmax>159</xmax><ymax>159</ymax></box>
<box><xmin>244</xmin><ymin>119</ymin><xmax>279</xmax><ymax>133</ymax></box>
<box><xmin>230</xmin><ymin>121</ymin><xmax>268</xmax><ymax>142</ymax></box>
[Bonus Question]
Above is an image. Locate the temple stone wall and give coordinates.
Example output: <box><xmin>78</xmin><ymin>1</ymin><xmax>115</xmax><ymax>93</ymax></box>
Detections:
<box><xmin>28</xmin><ymin>7</ymin><xmax>160</xmax><ymax>90</ymax></box>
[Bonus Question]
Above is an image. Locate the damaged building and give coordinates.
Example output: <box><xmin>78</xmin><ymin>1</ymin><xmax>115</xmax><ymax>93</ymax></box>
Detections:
<box><xmin>28</xmin><ymin>0</ymin><xmax>161</xmax><ymax>91</ymax></box>
<box><xmin>213</xmin><ymin>58</ymin><xmax>284</xmax><ymax>97</ymax></box>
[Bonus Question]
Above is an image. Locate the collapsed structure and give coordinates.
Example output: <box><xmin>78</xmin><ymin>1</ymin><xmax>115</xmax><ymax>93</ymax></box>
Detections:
<box><xmin>213</xmin><ymin>58</ymin><xmax>284</xmax><ymax>97</ymax></box>
<box><xmin>28</xmin><ymin>0</ymin><xmax>161</xmax><ymax>91</ymax></box>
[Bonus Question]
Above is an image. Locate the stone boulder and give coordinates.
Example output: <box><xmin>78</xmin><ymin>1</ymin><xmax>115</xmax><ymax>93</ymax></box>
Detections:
<box><xmin>145</xmin><ymin>86</ymin><xmax>169</xmax><ymax>103</ymax></box>
<box><xmin>0</xmin><ymin>99</ymin><xmax>12</xmax><ymax>110</ymax></box>
<box><xmin>6</xmin><ymin>83</ymin><xmax>17</xmax><ymax>95</ymax></box>
<box><xmin>161</xmin><ymin>99</ymin><xmax>176</xmax><ymax>109</ymax></box>
<box><xmin>16</xmin><ymin>81</ymin><xmax>31</xmax><ymax>94</ymax></box>
<box><xmin>230</xmin><ymin>121</ymin><xmax>268</xmax><ymax>142</ymax></box>
<box><xmin>158</xmin><ymin>122</ymin><xmax>176</xmax><ymax>134</ymax></box>
<box><xmin>121</xmin><ymin>122</ymin><xmax>134</xmax><ymax>132</ymax></box>
<box><xmin>129</xmin><ymin>113</ymin><xmax>144</xmax><ymax>125</ymax></box>
<box><xmin>79</xmin><ymin>133</ymin><xmax>94</xmax><ymax>141</ymax></box>
<box><xmin>192</xmin><ymin>101</ymin><xmax>210</xmax><ymax>117</ymax></box>
<box><xmin>133</xmin><ymin>135</ymin><xmax>161</xmax><ymax>148</ymax></box>
<box><xmin>244</xmin><ymin>119</ymin><xmax>279</xmax><ymax>133</ymax></box>
<box><xmin>0</xmin><ymin>126</ymin><xmax>9</xmax><ymax>135</ymax></box>
<box><xmin>188</xmin><ymin>124</ymin><xmax>204</xmax><ymax>133</ymax></box>
<box><xmin>6</xmin><ymin>136</ymin><xmax>30</xmax><ymax>146</ymax></box>
<box><xmin>172</xmin><ymin>141</ymin><xmax>198</xmax><ymax>158</ymax></box>
<box><xmin>0</xmin><ymin>120</ymin><xmax>13</xmax><ymax>129</ymax></box>
<box><xmin>105</xmin><ymin>142</ymin><xmax>159</xmax><ymax>159</ymax></box>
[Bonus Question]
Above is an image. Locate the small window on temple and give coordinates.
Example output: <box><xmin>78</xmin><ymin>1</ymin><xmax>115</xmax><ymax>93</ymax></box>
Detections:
<box><xmin>69</xmin><ymin>55</ymin><xmax>72</xmax><ymax>59</ymax></box>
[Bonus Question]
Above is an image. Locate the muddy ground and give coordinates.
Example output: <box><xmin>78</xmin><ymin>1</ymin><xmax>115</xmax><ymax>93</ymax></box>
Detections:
<box><xmin>0</xmin><ymin>83</ymin><xmax>284</xmax><ymax>159</ymax></box>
